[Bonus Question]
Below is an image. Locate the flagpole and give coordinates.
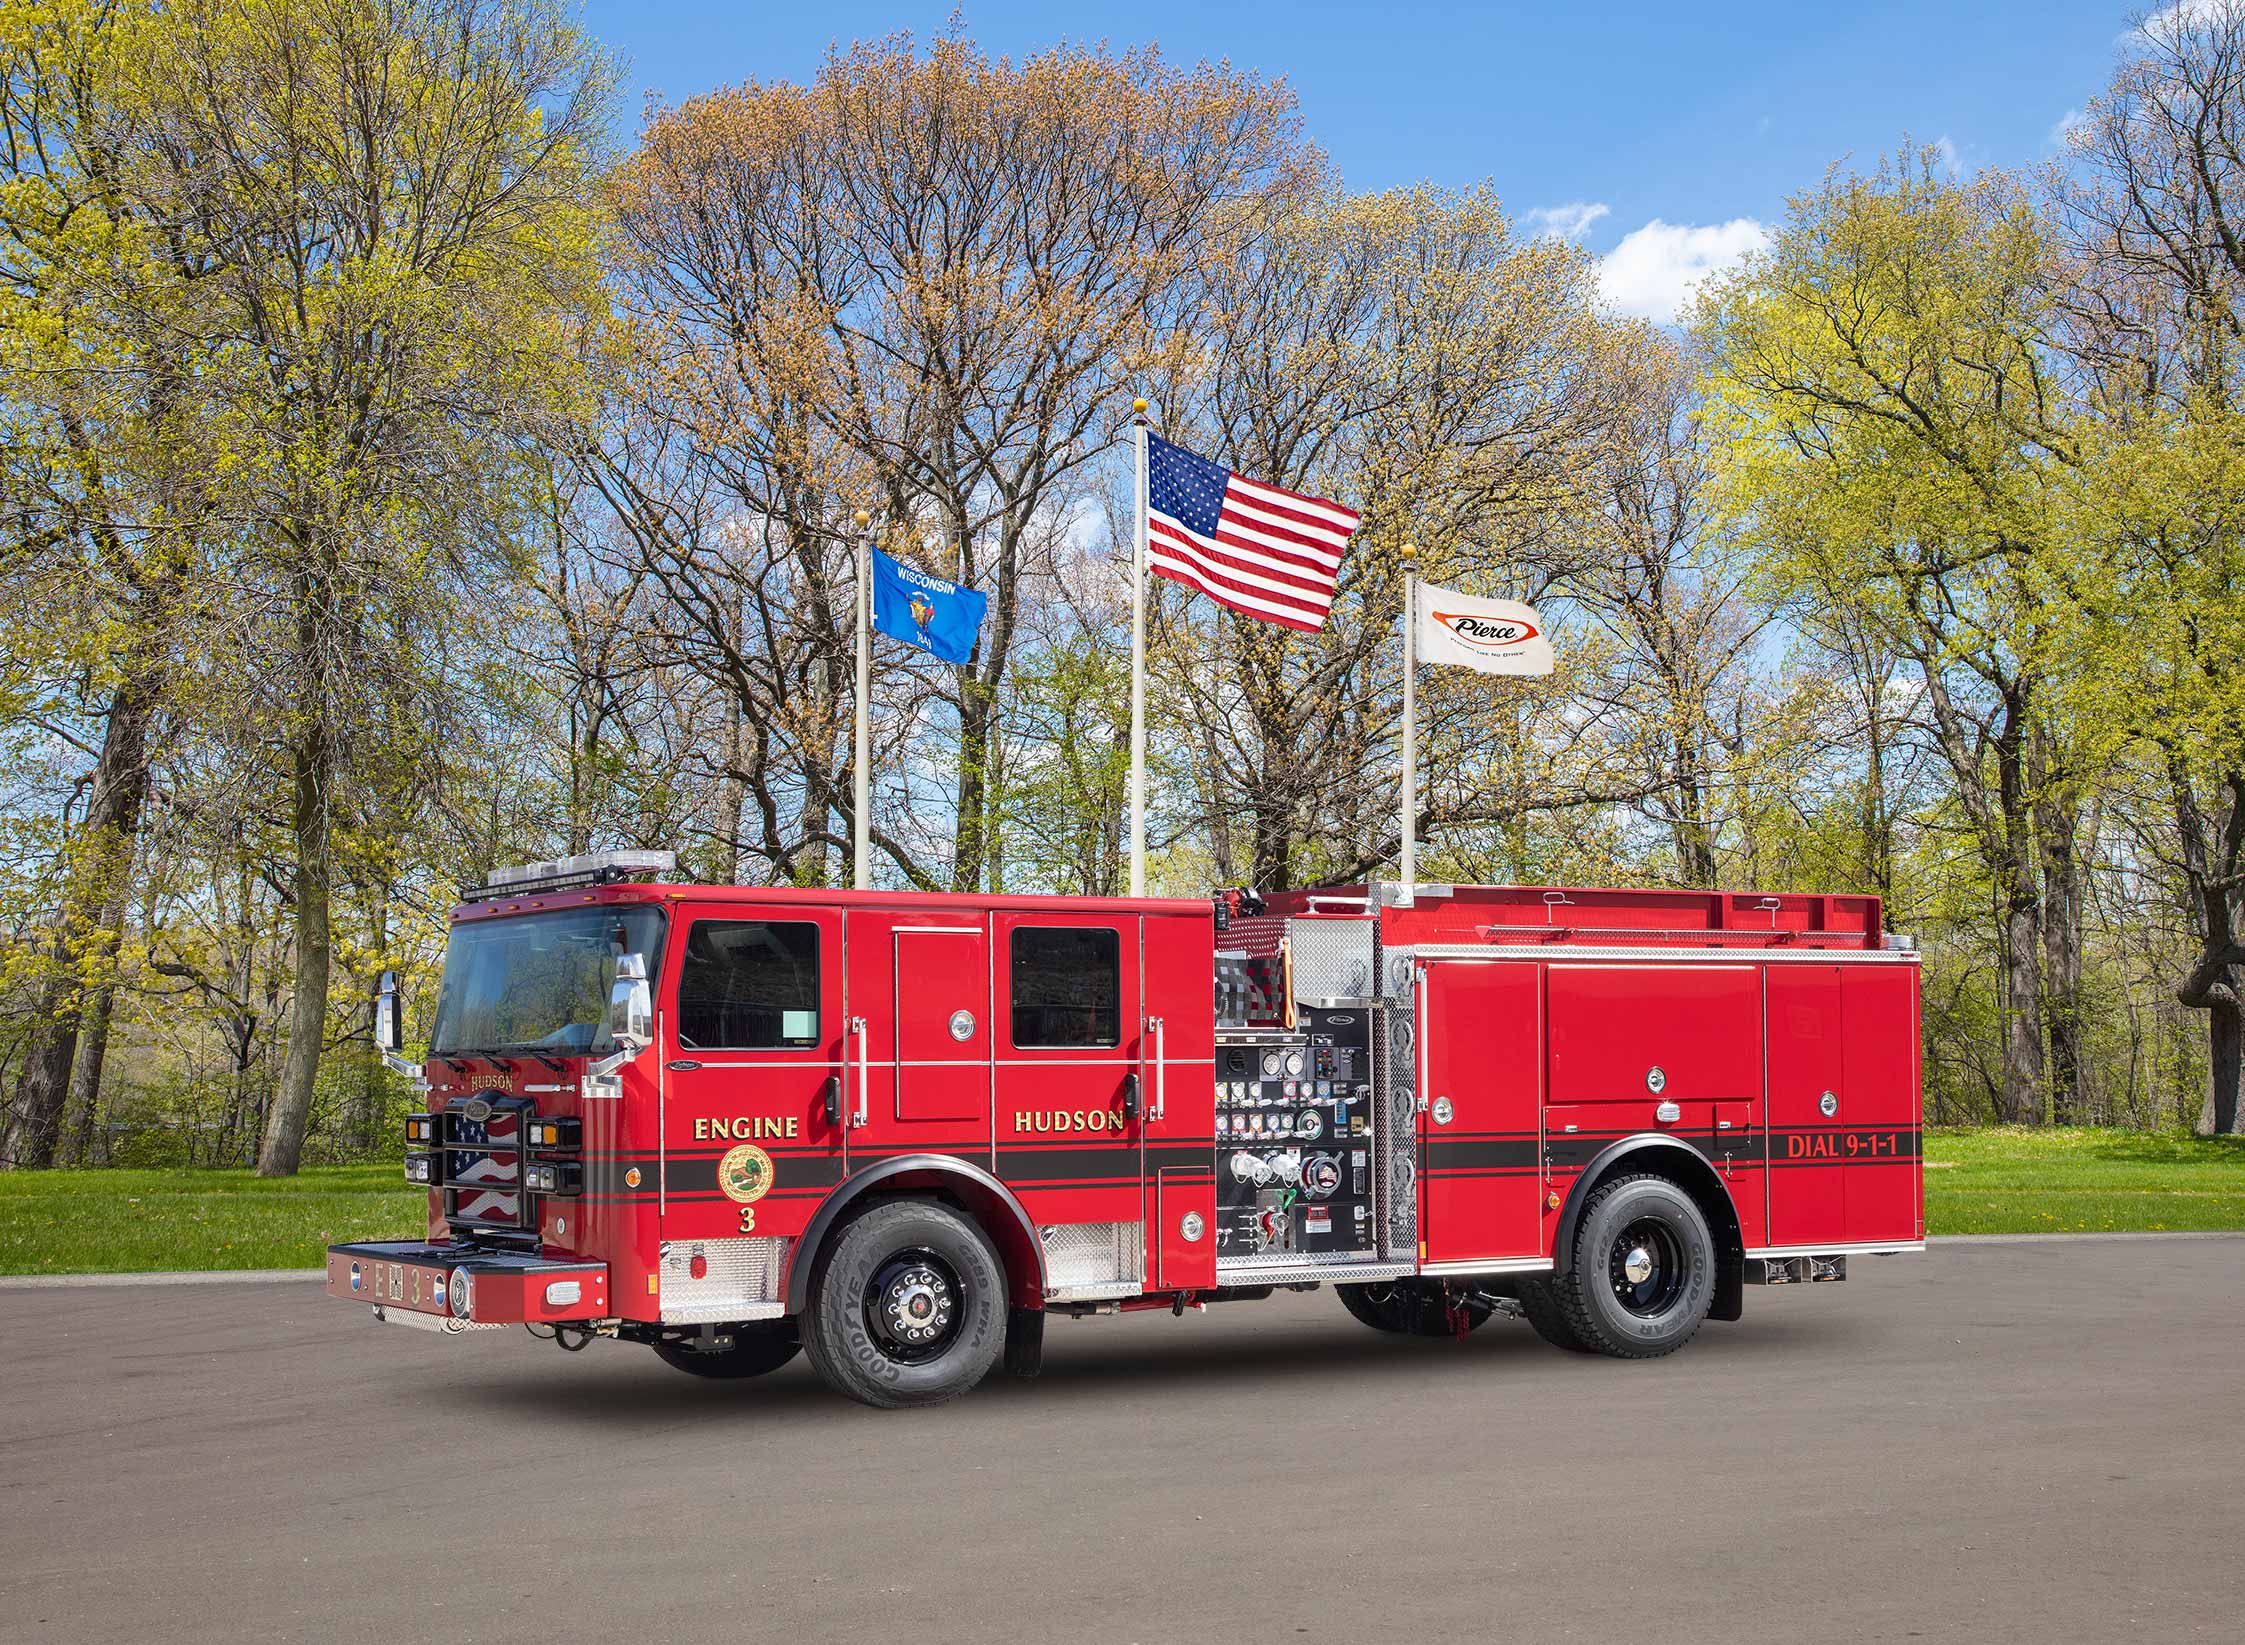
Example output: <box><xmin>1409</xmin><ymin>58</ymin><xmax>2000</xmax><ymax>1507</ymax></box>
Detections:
<box><xmin>1128</xmin><ymin>398</ymin><xmax>1150</xmax><ymax>898</ymax></box>
<box><xmin>853</xmin><ymin>507</ymin><xmax>872</xmax><ymax>892</ymax></box>
<box><xmin>1399</xmin><ymin>541</ymin><xmax>1418</xmax><ymax>905</ymax></box>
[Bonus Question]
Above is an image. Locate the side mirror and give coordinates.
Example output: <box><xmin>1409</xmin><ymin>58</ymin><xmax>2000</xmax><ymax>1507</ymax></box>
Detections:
<box><xmin>374</xmin><ymin>970</ymin><xmax>403</xmax><ymax>1055</ymax></box>
<box><xmin>609</xmin><ymin>952</ymin><xmax>653</xmax><ymax>1049</ymax></box>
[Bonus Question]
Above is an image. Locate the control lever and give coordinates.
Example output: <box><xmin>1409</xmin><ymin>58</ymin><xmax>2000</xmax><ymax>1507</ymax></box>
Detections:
<box><xmin>821</xmin><ymin>1074</ymin><xmax>842</xmax><ymax>1128</ymax></box>
<box><xmin>1120</xmin><ymin>1073</ymin><xmax>1141</xmax><ymax>1121</ymax></box>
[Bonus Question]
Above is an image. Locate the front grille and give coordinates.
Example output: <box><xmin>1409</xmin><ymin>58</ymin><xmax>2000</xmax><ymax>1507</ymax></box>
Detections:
<box><xmin>442</xmin><ymin>1098</ymin><xmax>529</xmax><ymax>1231</ymax></box>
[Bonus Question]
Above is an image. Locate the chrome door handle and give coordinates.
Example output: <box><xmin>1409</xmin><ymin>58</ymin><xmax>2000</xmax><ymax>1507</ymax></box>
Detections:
<box><xmin>849</xmin><ymin>1016</ymin><xmax>868</xmax><ymax>1127</ymax></box>
<box><xmin>1149</xmin><ymin>1016</ymin><xmax>1166</xmax><ymax>1121</ymax></box>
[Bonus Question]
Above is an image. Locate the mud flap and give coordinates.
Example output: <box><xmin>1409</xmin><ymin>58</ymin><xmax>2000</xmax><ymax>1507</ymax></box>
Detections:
<box><xmin>1004</xmin><ymin>1305</ymin><xmax>1045</xmax><ymax>1377</ymax></box>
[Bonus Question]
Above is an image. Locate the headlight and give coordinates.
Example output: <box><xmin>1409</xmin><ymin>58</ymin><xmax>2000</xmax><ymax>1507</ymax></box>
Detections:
<box><xmin>522</xmin><ymin>1160</ymin><xmax>581</xmax><ymax>1196</ymax></box>
<box><xmin>404</xmin><ymin>1114</ymin><xmax>438</xmax><ymax>1144</ymax></box>
<box><xmin>524</xmin><ymin>1117</ymin><xmax>580</xmax><ymax>1148</ymax></box>
<box><xmin>404</xmin><ymin>1153</ymin><xmax>438</xmax><ymax>1185</ymax></box>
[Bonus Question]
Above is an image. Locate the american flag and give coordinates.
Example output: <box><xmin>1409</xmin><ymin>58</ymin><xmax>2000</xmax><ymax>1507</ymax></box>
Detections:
<box><xmin>446</xmin><ymin>1109</ymin><xmax>520</xmax><ymax>1225</ymax></box>
<box><xmin>1145</xmin><ymin>433</ymin><xmax>1359</xmax><ymax>632</ymax></box>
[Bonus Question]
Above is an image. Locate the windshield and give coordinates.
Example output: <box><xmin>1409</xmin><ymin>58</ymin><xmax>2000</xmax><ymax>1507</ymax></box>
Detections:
<box><xmin>428</xmin><ymin>906</ymin><xmax>666</xmax><ymax>1056</ymax></box>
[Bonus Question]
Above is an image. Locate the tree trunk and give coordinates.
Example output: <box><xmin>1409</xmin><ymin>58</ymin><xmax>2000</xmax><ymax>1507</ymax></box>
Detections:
<box><xmin>259</xmin><ymin>719</ymin><xmax>335</xmax><ymax>1178</ymax></box>
<box><xmin>2033</xmin><ymin>733</ymin><xmax>2091</xmax><ymax>1123</ymax></box>
<box><xmin>2000</xmin><ymin>897</ymin><xmax>2047</xmax><ymax>1124</ymax></box>
<box><xmin>2169</xmin><ymin>764</ymin><xmax>2245</xmax><ymax>1136</ymax></box>
<box><xmin>1671</xmin><ymin>738</ymin><xmax>1717</xmax><ymax>888</ymax></box>
<box><xmin>2208</xmin><ymin>991</ymin><xmax>2244</xmax><ymax>1136</ymax></box>
<box><xmin>1</xmin><ymin>674</ymin><xmax>157</xmax><ymax>1169</ymax></box>
<box><xmin>953</xmin><ymin>671</ymin><xmax>993</xmax><ymax>892</ymax></box>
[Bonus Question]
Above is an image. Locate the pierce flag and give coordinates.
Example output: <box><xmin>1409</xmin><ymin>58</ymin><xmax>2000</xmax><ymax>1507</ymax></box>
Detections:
<box><xmin>1413</xmin><ymin>580</ymin><xmax>1554</xmax><ymax>676</ymax></box>
<box><xmin>869</xmin><ymin>545</ymin><xmax>987</xmax><ymax>665</ymax></box>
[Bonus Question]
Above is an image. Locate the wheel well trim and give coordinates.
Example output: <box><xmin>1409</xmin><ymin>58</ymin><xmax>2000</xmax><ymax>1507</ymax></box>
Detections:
<box><xmin>1551</xmin><ymin>1134</ymin><xmax>1745</xmax><ymax>1282</ymax></box>
<box><xmin>783</xmin><ymin>1153</ymin><xmax>1049</xmax><ymax>1314</ymax></box>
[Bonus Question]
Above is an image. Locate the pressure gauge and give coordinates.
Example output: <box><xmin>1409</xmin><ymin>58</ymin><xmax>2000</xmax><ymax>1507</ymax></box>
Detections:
<box><xmin>1260</xmin><ymin>1050</ymin><xmax>1282</xmax><ymax>1077</ymax></box>
<box><xmin>1297</xmin><ymin>1110</ymin><xmax>1324</xmax><ymax>1140</ymax></box>
<box><xmin>1284</xmin><ymin>1050</ymin><xmax>1305</xmax><ymax>1077</ymax></box>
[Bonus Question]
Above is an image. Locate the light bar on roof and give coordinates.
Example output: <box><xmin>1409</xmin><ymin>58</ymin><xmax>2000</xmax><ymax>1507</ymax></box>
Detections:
<box><xmin>465</xmin><ymin>849</ymin><xmax>678</xmax><ymax>901</ymax></box>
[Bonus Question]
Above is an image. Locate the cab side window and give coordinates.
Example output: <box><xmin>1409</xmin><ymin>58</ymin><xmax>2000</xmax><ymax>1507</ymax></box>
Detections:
<box><xmin>1010</xmin><ymin>926</ymin><xmax>1121</xmax><ymax>1048</ymax></box>
<box><xmin>677</xmin><ymin>920</ymin><xmax>820</xmax><ymax>1049</ymax></box>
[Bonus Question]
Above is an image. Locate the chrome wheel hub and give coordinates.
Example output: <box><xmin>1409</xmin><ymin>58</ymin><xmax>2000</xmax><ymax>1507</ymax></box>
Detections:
<box><xmin>1608</xmin><ymin>1215</ymin><xmax>1687</xmax><ymax>1316</ymax></box>
<box><xmin>866</xmin><ymin>1252</ymin><xmax>959</xmax><ymax>1360</ymax></box>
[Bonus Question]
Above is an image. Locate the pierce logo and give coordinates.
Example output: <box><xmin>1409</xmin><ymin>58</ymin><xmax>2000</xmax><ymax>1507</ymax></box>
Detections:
<box><xmin>1433</xmin><ymin>611</ymin><xmax>1539</xmax><ymax>651</ymax></box>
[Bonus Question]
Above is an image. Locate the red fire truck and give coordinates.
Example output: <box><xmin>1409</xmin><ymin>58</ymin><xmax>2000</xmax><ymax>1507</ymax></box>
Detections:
<box><xmin>327</xmin><ymin>850</ymin><xmax>1923</xmax><ymax>1408</ymax></box>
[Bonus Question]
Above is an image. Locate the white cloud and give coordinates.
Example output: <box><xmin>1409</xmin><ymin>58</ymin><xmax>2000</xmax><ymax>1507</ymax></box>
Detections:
<box><xmin>1522</xmin><ymin>200</ymin><xmax>1610</xmax><ymax>242</ymax></box>
<box><xmin>2048</xmin><ymin>107</ymin><xmax>2087</xmax><ymax>149</ymax></box>
<box><xmin>1596</xmin><ymin>217</ymin><xmax>1770</xmax><ymax>323</ymax></box>
<box><xmin>1933</xmin><ymin>134</ymin><xmax>1961</xmax><ymax>175</ymax></box>
<box><xmin>2138</xmin><ymin>0</ymin><xmax>2245</xmax><ymax>42</ymax></box>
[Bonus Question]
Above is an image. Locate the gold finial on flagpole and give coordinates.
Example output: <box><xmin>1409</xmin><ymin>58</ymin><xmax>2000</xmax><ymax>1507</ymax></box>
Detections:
<box><xmin>1400</xmin><ymin>540</ymin><xmax>1417</xmax><ymax>560</ymax></box>
<box><xmin>853</xmin><ymin>508</ymin><xmax>870</xmax><ymax>528</ymax></box>
<box><xmin>1131</xmin><ymin>397</ymin><xmax>1149</xmax><ymax>416</ymax></box>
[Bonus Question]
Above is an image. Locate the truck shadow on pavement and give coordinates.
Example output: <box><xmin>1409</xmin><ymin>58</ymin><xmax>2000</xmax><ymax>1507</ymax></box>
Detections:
<box><xmin>418</xmin><ymin>1308</ymin><xmax>1865</xmax><ymax>1424</ymax></box>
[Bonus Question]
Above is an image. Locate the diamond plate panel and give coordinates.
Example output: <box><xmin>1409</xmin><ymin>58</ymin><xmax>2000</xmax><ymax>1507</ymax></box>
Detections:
<box><xmin>1285</xmin><ymin>916</ymin><xmax>1377</xmax><ymax>1002</ymax></box>
<box><xmin>660</xmin><ymin>1236</ymin><xmax>792</xmax><ymax>1325</ymax></box>
<box><xmin>1040</xmin><ymin>1220</ymin><xmax>1146</xmax><ymax>1298</ymax></box>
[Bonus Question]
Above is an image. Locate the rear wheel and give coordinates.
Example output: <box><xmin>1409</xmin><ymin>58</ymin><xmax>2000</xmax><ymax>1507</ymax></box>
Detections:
<box><xmin>652</xmin><ymin>1320</ymin><xmax>800</xmax><ymax>1379</ymax></box>
<box><xmin>1336</xmin><ymin>1280</ymin><xmax>1488</xmax><ymax>1337</ymax></box>
<box><xmin>1549</xmin><ymin>1173</ymin><xmax>1715</xmax><ymax>1359</ymax></box>
<box><xmin>1514</xmin><ymin>1277</ymin><xmax>1593</xmax><ymax>1353</ymax></box>
<box><xmin>800</xmin><ymin>1199</ymin><xmax>1005</xmax><ymax>1409</ymax></box>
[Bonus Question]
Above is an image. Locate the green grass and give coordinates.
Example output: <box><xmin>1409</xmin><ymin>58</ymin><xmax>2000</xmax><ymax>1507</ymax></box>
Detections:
<box><xmin>0</xmin><ymin>1163</ymin><xmax>424</xmax><ymax>1275</ymax></box>
<box><xmin>2</xmin><ymin>1129</ymin><xmax>2241</xmax><ymax>1274</ymax></box>
<box><xmin>1925</xmin><ymin>1127</ymin><xmax>2245</xmax><ymax>1234</ymax></box>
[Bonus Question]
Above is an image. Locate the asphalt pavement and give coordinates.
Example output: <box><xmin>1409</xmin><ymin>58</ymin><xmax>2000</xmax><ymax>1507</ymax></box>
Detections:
<box><xmin>2</xmin><ymin>1235</ymin><xmax>2240</xmax><ymax>1643</ymax></box>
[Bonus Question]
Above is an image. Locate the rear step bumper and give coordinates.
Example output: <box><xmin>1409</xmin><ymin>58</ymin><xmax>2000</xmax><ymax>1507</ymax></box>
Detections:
<box><xmin>325</xmin><ymin>1241</ymin><xmax>608</xmax><ymax>1327</ymax></box>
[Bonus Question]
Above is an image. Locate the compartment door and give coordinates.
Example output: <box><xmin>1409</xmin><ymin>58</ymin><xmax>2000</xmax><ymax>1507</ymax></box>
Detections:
<box><xmin>893</xmin><ymin>926</ymin><xmax>991</xmax><ymax>1123</ymax></box>
<box><xmin>1419</xmin><ymin>960</ymin><xmax>1543</xmax><ymax>1266</ymax></box>
<box><xmin>1840</xmin><ymin>965</ymin><xmax>1922</xmax><ymax>1243</ymax></box>
<box><xmin>1764</xmin><ymin>963</ymin><xmax>1847</xmax><ymax>1248</ymax></box>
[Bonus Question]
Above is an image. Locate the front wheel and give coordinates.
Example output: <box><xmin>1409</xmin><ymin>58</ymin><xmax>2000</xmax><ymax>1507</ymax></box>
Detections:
<box><xmin>1548</xmin><ymin>1173</ymin><xmax>1715</xmax><ymax>1359</ymax></box>
<box><xmin>800</xmin><ymin>1199</ymin><xmax>1006</xmax><ymax>1409</ymax></box>
<box><xmin>652</xmin><ymin>1320</ymin><xmax>801</xmax><ymax>1379</ymax></box>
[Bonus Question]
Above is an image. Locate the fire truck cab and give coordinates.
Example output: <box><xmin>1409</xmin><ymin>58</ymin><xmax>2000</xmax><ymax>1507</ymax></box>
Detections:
<box><xmin>328</xmin><ymin>852</ymin><xmax>1923</xmax><ymax>1408</ymax></box>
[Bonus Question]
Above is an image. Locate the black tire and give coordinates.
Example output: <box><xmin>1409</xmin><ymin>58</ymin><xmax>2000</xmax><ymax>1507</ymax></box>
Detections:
<box><xmin>800</xmin><ymin>1198</ymin><xmax>1006</xmax><ymax>1409</ymax></box>
<box><xmin>652</xmin><ymin>1320</ymin><xmax>801</xmax><ymax>1379</ymax></box>
<box><xmin>1549</xmin><ymin>1172</ymin><xmax>1715</xmax><ymax>1359</ymax></box>
<box><xmin>1514</xmin><ymin>1276</ymin><xmax>1593</xmax><ymax>1353</ymax></box>
<box><xmin>1336</xmin><ymin>1280</ymin><xmax>1488</xmax><ymax>1337</ymax></box>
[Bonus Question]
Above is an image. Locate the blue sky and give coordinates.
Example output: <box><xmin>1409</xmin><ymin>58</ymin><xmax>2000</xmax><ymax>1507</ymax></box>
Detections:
<box><xmin>582</xmin><ymin>0</ymin><xmax>2144</xmax><ymax>320</ymax></box>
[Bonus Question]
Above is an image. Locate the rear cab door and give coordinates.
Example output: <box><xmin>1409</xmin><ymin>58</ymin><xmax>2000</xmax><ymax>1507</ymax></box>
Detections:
<box><xmin>994</xmin><ymin>909</ymin><xmax>1145</xmax><ymax>1258</ymax></box>
<box><xmin>842</xmin><ymin>909</ymin><xmax>996</xmax><ymax>1170</ymax></box>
